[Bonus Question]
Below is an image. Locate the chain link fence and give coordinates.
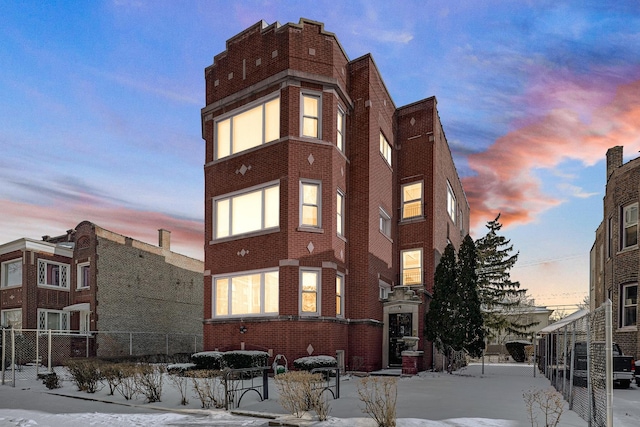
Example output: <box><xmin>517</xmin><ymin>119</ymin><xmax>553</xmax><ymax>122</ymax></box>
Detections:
<box><xmin>1</xmin><ymin>328</ymin><xmax>203</xmax><ymax>386</ymax></box>
<box><xmin>537</xmin><ymin>301</ymin><xmax>612</xmax><ymax>427</ymax></box>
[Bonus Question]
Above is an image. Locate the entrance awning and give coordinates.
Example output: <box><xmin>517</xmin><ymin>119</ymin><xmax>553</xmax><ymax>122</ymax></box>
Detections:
<box><xmin>62</xmin><ymin>303</ymin><xmax>91</xmax><ymax>312</ymax></box>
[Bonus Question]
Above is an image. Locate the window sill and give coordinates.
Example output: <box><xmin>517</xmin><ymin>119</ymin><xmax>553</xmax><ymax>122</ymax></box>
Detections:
<box><xmin>38</xmin><ymin>285</ymin><xmax>70</xmax><ymax>291</ymax></box>
<box><xmin>617</xmin><ymin>326</ymin><xmax>637</xmax><ymax>332</ymax></box>
<box><xmin>297</xmin><ymin>226</ymin><xmax>324</xmax><ymax>234</ymax></box>
<box><xmin>379</xmin><ymin>230</ymin><xmax>393</xmax><ymax>243</ymax></box>
<box><xmin>399</xmin><ymin>217</ymin><xmax>425</xmax><ymax>225</ymax></box>
<box><xmin>617</xmin><ymin>245</ymin><xmax>638</xmax><ymax>254</ymax></box>
<box><xmin>76</xmin><ymin>287</ymin><xmax>90</xmax><ymax>291</ymax></box>
<box><xmin>210</xmin><ymin>227</ymin><xmax>280</xmax><ymax>244</ymax></box>
<box><xmin>337</xmin><ymin>234</ymin><xmax>347</xmax><ymax>243</ymax></box>
<box><xmin>0</xmin><ymin>284</ymin><xmax>22</xmax><ymax>289</ymax></box>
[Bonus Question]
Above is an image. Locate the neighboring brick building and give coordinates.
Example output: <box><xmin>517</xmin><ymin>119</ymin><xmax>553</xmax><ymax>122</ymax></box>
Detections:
<box><xmin>0</xmin><ymin>221</ymin><xmax>204</xmax><ymax>358</ymax></box>
<box><xmin>591</xmin><ymin>146</ymin><xmax>639</xmax><ymax>359</ymax></box>
<box><xmin>201</xmin><ymin>19</ymin><xmax>469</xmax><ymax>371</ymax></box>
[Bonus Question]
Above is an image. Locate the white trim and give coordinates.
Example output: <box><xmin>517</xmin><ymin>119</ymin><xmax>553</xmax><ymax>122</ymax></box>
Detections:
<box><xmin>301</xmin><ymin>91</ymin><xmax>322</xmax><ymax>139</ymax></box>
<box><xmin>300</xmin><ymin>268</ymin><xmax>321</xmax><ymax>316</ymax></box>
<box><xmin>212</xmin><ymin>268</ymin><xmax>279</xmax><ymax>318</ymax></box>
<box><xmin>336</xmin><ymin>272</ymin><xmax>345</xmax><ymax>318</ymax></box>
<box><xmin>401</xmin><ymin>181</ymin><xmax>423</xmax><ymax>219</ymax></box>
<box><xmin>1</xmin><ymin>258</ymin><xmax>22</xmax><ymax>288</ymax></box>
<box><xmin>0</xmin><ymin>238</ymin><xmax>73</xmax><ymax>257</ymax></box>
<box><xmin>62</xmin><ymin>303</ymin><xmax>91</xmax><ymax>312</ymax></box>
<box><xmin>300</xmin><ymin>179</ymin><xmax>322</xmax><ymax>228</ymax></box>
<box><xmin>77</xmin><ymin>261</ymin><xmax>90</xmax><ymax>289</ymax></box>
<box><xmin>401</xmin><ymin>248</ymin><xmax>423</xmax><ymax>286</ymax></box>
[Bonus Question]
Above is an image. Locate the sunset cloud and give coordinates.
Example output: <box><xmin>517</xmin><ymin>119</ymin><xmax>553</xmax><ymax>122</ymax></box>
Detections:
<box><xmin>463</xmin><ymin>78</ymin><xmax>640</xmax><ymax>231</ymax></box>
<box><xmin>0</xmin><ymin>198</ymin><xmax>204</xmax><ymax>261</ymax></box>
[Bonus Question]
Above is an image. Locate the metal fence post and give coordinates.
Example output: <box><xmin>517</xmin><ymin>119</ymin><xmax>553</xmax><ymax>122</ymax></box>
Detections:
<box><xmin>129</xmin><ymin>333</ymin><xmax>133</xmax><ymax>356</ymax></box>
<box><xmin>166</xmin><ymin>334</ymin><xmax>169</xmax><ymax>355</ymax></box>
<box><xmin>48</xmin><ymin>329</ymin><xmax>52</xmax><ymax>373</ymax></box>
<box><xmin>605</xmin><ymin>300</ymin><xmax>613</xmax><ymax>427</ymax></box>
<box><xmin>11</xmin><ymin>328</ymin><xmax>15</xmax><ymax>387</ymax></box>
<box><xmin>1</xmin><ymin>328</ymin><xmax>6</xmax><ymax>385</ymax></box>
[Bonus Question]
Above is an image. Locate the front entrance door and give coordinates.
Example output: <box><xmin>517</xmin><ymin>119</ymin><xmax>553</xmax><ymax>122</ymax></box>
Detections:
<box><xmin>388</xmin><ymin>313</ymin><xmax>412</xmax><ymax>366</ymax></box>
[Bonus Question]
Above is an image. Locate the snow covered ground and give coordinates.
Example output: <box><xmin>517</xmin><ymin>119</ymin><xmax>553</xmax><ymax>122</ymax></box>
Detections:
<box><xmin>0</xmin><ymin>362</ymin><xmax>637</xmax><ymax>426</ymax></box>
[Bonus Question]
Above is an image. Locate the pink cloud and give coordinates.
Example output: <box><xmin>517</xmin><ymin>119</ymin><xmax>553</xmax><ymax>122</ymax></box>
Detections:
<box><xmin>0</xmin><ymin>199</ymin><xmax>204</xmax><ymax>261</ymax></box>
<box><xmin>464</xmin><ymin>78</ymin><xmax>640</xmax><ymax>231</ymax></box>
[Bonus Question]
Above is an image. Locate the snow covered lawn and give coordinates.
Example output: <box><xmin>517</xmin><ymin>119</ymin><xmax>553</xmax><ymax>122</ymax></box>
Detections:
<box><xmin>0</xmin><ymin>362</ymin><xmax>615</xmax><ymax>426</ymax></box>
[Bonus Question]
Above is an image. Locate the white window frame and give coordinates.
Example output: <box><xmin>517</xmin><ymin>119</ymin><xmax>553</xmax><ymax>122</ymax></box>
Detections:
<box><xmin>301</xmin><ymin>92</ymin><xmax>321</xmax><ymax>139</ymax></box>
<box><xmin>447</xmin><ymin>181</ymin><xmax>456</xmax><ymax>222</ymax></box>
<box><xmin>337</xmin><ymin>190</ymin><xmax>345</xmax><ymax>237</ymax></box>
<box><xmin>337</xmin><ymin>107</ymin><xmax>345</xmax><ymax>152</ymax></box>
<box><xmin>213</xmin><ymin>181</ymin><xmax>280</xmax><ymax>240</ymax></box>
<box><xmin>79</xmin><ymin>310</ymin><xmax>91</xmax><ymax>334</ymax></box>
<box><xmin>1</xmin><ymin>258</ymin><xmax>22</xmax><ymax>288</ymax></box>
<box><xmin>212</xmin><ymin>269</ymin><xmax>279</xmax><ymax>318</ymax></box>
<box><xmin>300</xmin><ymin>269</ymin><xmax>321</xmax><ymax>316</ymax></box>
<box><xmin>300</xmin><ymin>180</ymin><xmax>322</xmax><ymax>228</ymax></box>
<box><xmin>380</xmin><ymin>132</ymin><xmax>392</xmax><ymax>165</ymax></box>
<box><xmin>214</xmin><ymin>94</ymin><xmax>280</xmax><ymax>160</ymax></box>
<box><xmin>622</xmin><ymin>203</ymin><xmax>638</xmax><ymax>249</ymax></box>
<box><xmin>621</xmin><ymin>283</ymin><xmax>637</xmax><ymax>327</ymax></box>
<box><xmin>77</xmin><ymin>262</ymin><xmax>90</xmax><ymax>289</ymax></box>
<box><xmin>401</xmin><ymin>248</ymin><xmax>423</xmax><ymax>286</ymax></box>
<box><xmin>1</xmin><ymin>308</ymin><xmax>22</xmax><ymax>330</ymax></box>
<box><xmin>336</xmin><ymin>273</ymin><xmax>344</xmax><ymax>318</ymax></box>
<box><xmin>379</xmin><ymin>280</ymin><xmax>391</xmax><ymax>300</ymax></box>
<box><xmin>37</xmin><ymin>259</ymin><xmax>69</xmax><ymax>289</ymax></box>
<box><xmin>402</xmin><ymin>181</ymin><xmax>423</xmax><ymax>219</ymax></box>
<box><xmin>37</xmin><ymin>309</ymin><xmax>69</xmax><ymax>332</ymax></box>
<box><xmin>379</xmin><ymin>207</ymin><xmax>391</xmax><ymax>238</ymax></box>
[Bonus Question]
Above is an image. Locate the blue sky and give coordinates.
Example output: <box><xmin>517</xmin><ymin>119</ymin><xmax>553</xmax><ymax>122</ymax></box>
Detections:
<box><xmin>1</xmin><ymin>1</ymin><xmax>639</xmax><ymax>311</ymax></box>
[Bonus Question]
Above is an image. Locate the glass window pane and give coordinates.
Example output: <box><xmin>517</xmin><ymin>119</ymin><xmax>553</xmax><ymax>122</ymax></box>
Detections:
<box><xmin>403</xmin><ymin>251</ymin><xmax>421</xmax><ymax>268</ymax></box>
<box><xmin>626</xmin><ymin>225</ymin><xmax>638</xmax><ymax>247</ymax></box>
<box><xmin>5</xmin><ymin>260</ymin><xmax>22</xmax><ymax>286</ymax></box>
<box><xmin>302</xmin><ymin>293</ymin><xmax>317</xmax><ymax>312</ymax></box>
<box><xmin>231</xmin><ymin>275</ymin><xmax>249</xmax><ymax>315</ymax></box>
<box><xmin>404</xmin><ymin>183</ymin><xmax>421</xmax><ymax>201</ymax></box>
<box><xmin>265</xmin><ymin>98</ymin><xmax>280</xmax><ymax>143</ymax></box>
<box><xmin>303</xmin><ymin>184</ymin><xmax>318</xmax><ymax>204</ymax></box>
<box><xmin>302</xmin><ymin>206</ymin><xmax>318</xmax><ymax>226</ymax></box>
<box><xmin>216</xmin><ymin>119</ymin><xmax>230</xmax><ymax>159</ymax></box>
<box><xmin>232</xmin><ymin>191</ymin><xmax>262</xmax><ymax>235</ymax></box>
<box><xmin>233</xmin><ymin>106</ymin><xmax>263</xmax><ymax>153</ymax></box>
<box><xmin>403</xmin><ymin>201</ymin><xmax>422</xmax><ymax>218</ymax></box>
<box><xmin>215</xmin><ymin>199</ymin><xmax>230</xmax><ymax>238</ymax></box>
<box><xmin>302</xmin><ymin>272</ymin><xmax>317</xmax><ymax>291</ymax></box>
<box><xmin>303</xmin><ymin>95</ymin><xmax>318</xmax><ymax>116</ymax></box>
<box><xmin>265</xmin><ymin>272</ymin><xmax>279</xmax><ymax>313</ymax></box>
<box><xmin>303</xmin><ymin>117</ymin><xmax>318</xmax><ymax>138</ymax></box>
<box><xmin>249</xmin><ymin>274</ymin><xmax>261</xmax><ymax>314</ymax></box>
<box><xmin>216</xmin><ymin>279</ymin><xmax>228</xmax><ymax>316</ymax></box>
<box><xmin>264</xmin><ymin>185</ymin><xmax>280</xmax><ymax>229</ymax></box>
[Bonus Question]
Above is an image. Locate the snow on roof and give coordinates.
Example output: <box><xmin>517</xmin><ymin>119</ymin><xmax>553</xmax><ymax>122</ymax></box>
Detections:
<box><xmin>538</xmin><ymin>309</ymin><xmax>589</xmax><ymax>334</ymax></box>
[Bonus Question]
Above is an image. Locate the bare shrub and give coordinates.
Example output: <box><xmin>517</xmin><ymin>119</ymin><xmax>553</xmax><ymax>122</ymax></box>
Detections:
<box><xmin>117</xmin><ymin>364</ymin><xmax>140</xmax><ymax>400</ymax></box>
<box><xmin>186</xmin><ymin>370</ymin><xmax>224</xmax><ymax>408</ymax></box>
<box><xmin>523</xmin><ymin>388</ymin><xmax>565</xmax><ymax>427</ymax></box>
<box><xmin>167</xmin><ymin>372</ymin><xmax>190</xmax><ymax>406</ymax></box>
<box><xmin>274</xmin><ymin>371</ymin><xmax>327</xmax><ymax>419</ymax></box>
<box><xmin>357</xmin><ymin>376</ymin><xmax>397</xmax><ymax>427</ymax></box>
<box><xmin>101</xmin><ymin>364</ymin><xmax>124</xmax><ymax>395</ymax></box>
<box><xmin>136</xmin><ymin>364</ymin><xmax>165</xmax><ymax>403</ymax></box>
<box><xmin>65</xmin><ymin>359</ymin><xmax>103</xmax><ymax>393</ymax></box>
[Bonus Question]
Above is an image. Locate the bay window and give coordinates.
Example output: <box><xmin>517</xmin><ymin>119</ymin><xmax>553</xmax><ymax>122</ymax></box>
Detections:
<box><xmin>38</xmin><ymin>309</ymin><xmax>69</xmax><ymax>331</ymax></box>
<box><xmin>215</xmin><ymin>95</ymin><xmax>280</xmax><ymax>160</ymax></box>
<box><xmin>302</xmin><ymin>93</ymin><xmax>321</xmax><ymax>138</ymax></box>
<box><xmin>214</xmin><ymin>182</ymin><xmax>280</xmax><ymax>239</ymax></box>
<box><xmin>300</xmin><ymin>269</ymin><xmax>320</xmax><ymax>316</ymax></box>
<box><xmin>213</xmin><ymin>269</ymin><xmax>279</xmax><ymax>317</ymax></box>
<box><xmin>300</xmin><ymin>180</ymin><xmax>321</xmax><ymax>228</ymax></box>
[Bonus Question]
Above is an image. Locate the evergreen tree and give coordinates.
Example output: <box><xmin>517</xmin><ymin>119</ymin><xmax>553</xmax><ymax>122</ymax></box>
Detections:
<box><xmin>457</xmin><ymin>235</ymin><xmax>485</xmax><ymax>357</ymax></box>
<box><xmin>475</xmin><ymin>214</ymin><xmax>533</xmax><ymax>341</ymax></box>
<box><xmin>425</xmin><ymin>243</ymin><xmax>464</xmax><ymax>354</ymax></box>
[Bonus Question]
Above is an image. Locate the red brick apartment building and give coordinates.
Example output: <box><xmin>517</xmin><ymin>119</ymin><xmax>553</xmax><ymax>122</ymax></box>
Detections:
<box><xmin>201</xmin><ymin>19</ymin><xmax>469</xmax><ymax>372</ymax></box>
<box><xmin>591</xmin><ymin>146</ymin><xmax>640</xmax><ymax>359</ymax></box>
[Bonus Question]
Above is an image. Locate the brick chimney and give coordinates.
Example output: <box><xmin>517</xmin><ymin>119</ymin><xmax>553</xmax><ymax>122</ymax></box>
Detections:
<box><xmin>158</xmin><ymin>229</ymin><xmax>171</xmax><ymax>250</ymax></box>
<box><xmin>606</xmin><ymin>146</ymin><xmax>623</xmax><ymax>181</ymax></box>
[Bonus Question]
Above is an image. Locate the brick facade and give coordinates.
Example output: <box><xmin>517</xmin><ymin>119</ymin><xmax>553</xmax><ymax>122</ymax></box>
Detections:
<box><xmin>0</xmin><ymin>221</ymin><xmax>203</xmax><ymax>358</ymax></box>
<box><xmin>591</xmin><ymin>146</ymin><xmax>640</xmax><ymax>358</ymax></box>
<box><xmin>202</xmin><ymin>19</ymin><xmax>469</xmax><ymax>372</ymax></box>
